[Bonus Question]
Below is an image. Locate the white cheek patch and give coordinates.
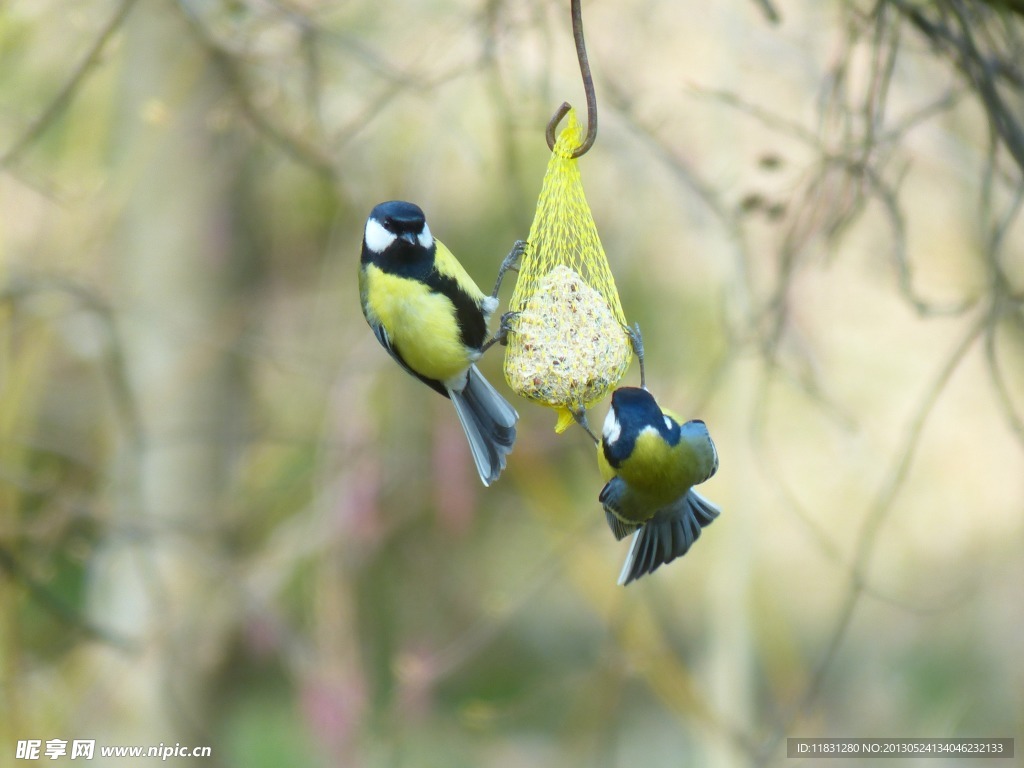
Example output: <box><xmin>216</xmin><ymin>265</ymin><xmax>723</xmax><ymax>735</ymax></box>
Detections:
<box><xmin>364</xmin><ymin>218</ymin><xmax>396</xmax><ymax>253</ymax></box>
<box><xmin>664</xmin><ymin>416</ymin><xmax>673</xmax><ymax>432</ymax></box>
<box><xmin>417</xmin><ymin>222</ymin><xmax>434</xmax><ymax>249</ymax></box>
<box><xmin>603</xmin><ymin>409</ymin><xmax>621</xmax><ymax>444</ymax></box>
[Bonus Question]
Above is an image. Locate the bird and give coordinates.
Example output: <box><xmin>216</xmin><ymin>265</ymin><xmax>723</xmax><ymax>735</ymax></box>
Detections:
<box><xmin>597</xmin><ymin>386</ymin><xmax>720</xmax><ymax>585</ymax></box>
<box><xmin>359</xmin><ymin>200</ymin><xmax>520</xmax><ymax>486</ymax></box>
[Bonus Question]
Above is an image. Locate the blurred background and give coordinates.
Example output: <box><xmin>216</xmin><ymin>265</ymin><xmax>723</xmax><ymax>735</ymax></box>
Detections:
<box><xmin>1</xmin><ymin>0</ymin><xmax>1022</xmax><ymax>766</ymax></box>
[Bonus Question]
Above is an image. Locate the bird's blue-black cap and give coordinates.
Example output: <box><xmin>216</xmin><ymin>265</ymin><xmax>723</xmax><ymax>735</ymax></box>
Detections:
<box><xmin>371</xmin><ymin>201</ymin><xmax>426</xmax><ymax>237</ymax></box>
<box><xmin>611</xmin><ymin>386</ymin><xmax>660</xmax><ymax>417</ymax></box>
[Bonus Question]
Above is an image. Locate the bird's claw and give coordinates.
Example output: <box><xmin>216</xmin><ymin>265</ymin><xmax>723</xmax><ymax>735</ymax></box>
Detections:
<box><xmin>626</xmin><ymin>322</ymin><xmax>646</xmax><ymax>389</ymax></box>
<box><xmin>481</xmin><ymin>310</ymin><xmax>520</xmax><ymax>353</ymax></box>
<box><xmin>491</xmin><ymin>240</ymin><xmax>527</xmax><ymax>298</ymax></box>
<box><xmin>572</xmin><ymin>406</ymin><xmax>599</xmax><ymax>445</ymax></box>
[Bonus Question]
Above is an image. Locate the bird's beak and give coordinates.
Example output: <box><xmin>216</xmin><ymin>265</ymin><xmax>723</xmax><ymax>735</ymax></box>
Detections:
<box><xmin>399</xmin><ymin>232</ymin><xmax>418</xmax><ymax>245</ymax></box>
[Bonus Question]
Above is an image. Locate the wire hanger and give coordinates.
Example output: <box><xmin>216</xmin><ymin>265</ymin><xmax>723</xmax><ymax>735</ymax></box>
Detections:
<box><xmin>545</xmin><ymin>0</ymin><xmax>598</xmax><ymax>158</ymax></box>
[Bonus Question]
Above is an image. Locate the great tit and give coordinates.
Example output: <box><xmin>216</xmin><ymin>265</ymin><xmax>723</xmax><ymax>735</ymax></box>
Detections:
<box><xmin>359</xmin><ymin>201</ymin><xmax>519</xmax><ymax>486</ymax></box>
<box><xmin>598</xmin><ymin>386</ymin><xmax>720</xmax><ymax>585</ymax></box>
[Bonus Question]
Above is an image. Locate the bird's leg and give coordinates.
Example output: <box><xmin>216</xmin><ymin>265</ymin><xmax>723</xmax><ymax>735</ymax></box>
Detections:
<box><xmin>481</xmin><ymin>311</ymin><xmax>520</xmax><ymax>354</ymax></box>
<box><xmin>626</xmin><ymin>322</ymin><xmax>646</xmax><ymax>389</ymax></box>
<box><xmin>491</xmin><ymin>240</ymin><xmax>527</xmax><ymax>298</ymax></box>
<box><xmin>573</xmin><ymin>406</ymin><xmax>600</xmax><ymax>445</ymax></box>
<box><xmin>481</xmin><ymin>241</ymin><xmax>526</xmax><ymax>354</ymax></box>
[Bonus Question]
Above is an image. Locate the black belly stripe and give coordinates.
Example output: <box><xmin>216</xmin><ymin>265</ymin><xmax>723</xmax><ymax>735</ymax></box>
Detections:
<box><xmin>425</xmin><ymin>270</ymin><xmax>487</xmax><ymax>351</ymax></box>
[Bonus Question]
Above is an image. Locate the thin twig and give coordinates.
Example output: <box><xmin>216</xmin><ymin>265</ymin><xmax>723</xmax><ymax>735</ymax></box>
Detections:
<box><xmin>752</xmin><ymin>0</ymin><xmax>781</xmax><ymax>24</ymax></box>
<box><xmin>173</xmin><ymin>0</ymin><xmax>339</xmax><ymax>183</ymax></box>
<box><xmin>0</xmin><ymin>0</ymin><xmax>140</xmax><ymax>170</ymax></box>
<box><xmin>756</xmin><ymin>310</ymin><xmax>988</xmax><ymax>765</ymax></box>
<box><xmin>0</xmin><ymin>546</ymin><xmax>135</xmax><ymax>650</ymax></box>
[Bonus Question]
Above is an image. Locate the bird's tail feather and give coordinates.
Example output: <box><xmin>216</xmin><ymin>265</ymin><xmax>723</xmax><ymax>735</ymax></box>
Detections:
<box><xmin>618</xmin><ymin>489</ymin><xmax>721</xmax><ymax>586</ymax></box>
<box><xmin>450</xmin><ymin>365</ymin><xmax>518</xmax><ymax>486</ymax></box>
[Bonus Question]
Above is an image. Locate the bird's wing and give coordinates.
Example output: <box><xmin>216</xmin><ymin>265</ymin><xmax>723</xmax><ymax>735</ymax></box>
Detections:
<box><xmin>370</xmin><ymin>319</ymin><xmax>449</xmax><ymax>397</ymax></box>
<box><xmin>599</xmin><ymin>477</ymin><xmax>642</xmax><ymax>540</ymax></box>
<box><xmin>685</xmin><ymin>489</ymin><xmax>721</xmax><ymax>526</ymax></box>
<box><xmin>429</xmin><ymin>240</ymin><xmax>491</xmax><ymax>350</ymax></box>
<box><xmin>617</xmin><ymin>490</ymin><xmax>721</xmax><ymax>586</ymax></box>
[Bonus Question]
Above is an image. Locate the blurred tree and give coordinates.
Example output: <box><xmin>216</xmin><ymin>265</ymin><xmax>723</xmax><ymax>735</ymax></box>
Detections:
<box><xmin>83</xmin><ymin>0</ymin><xmax>261</xmax><ymax>755</ymax></box>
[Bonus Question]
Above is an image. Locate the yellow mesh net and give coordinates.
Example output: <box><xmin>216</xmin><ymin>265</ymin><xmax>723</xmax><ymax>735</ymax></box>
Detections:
<box><xmin>504</xmin><ymin>109</ymin><xmax>632</xmax><ymax>432</ymax></box>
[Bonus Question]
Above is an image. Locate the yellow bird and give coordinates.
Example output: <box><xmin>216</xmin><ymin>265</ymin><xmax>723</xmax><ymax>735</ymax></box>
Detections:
<box><xmin>360</xmin><ymin>201</ymin><xmax>519</xmax><ymax>486</ymax></box>
<box><xmin>598</xmin><ymin>386</ymin><xmax>720</xmax><ymax>585</ymax></box>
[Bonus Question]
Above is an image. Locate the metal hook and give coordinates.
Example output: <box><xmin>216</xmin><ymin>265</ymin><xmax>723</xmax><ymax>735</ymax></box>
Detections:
<box><xmin>545</xmin><ymin>0</ymin><xmax>598</xmax><ymax>158</ymax></box>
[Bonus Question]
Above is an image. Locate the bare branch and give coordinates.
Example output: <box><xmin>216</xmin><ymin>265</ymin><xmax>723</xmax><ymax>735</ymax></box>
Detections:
<box><xmin>0</xmin><ymin>0</ymin><xmax>140</xmax><ymax>170</ymax></box>
<box><xmin>756</xmin><ymin>309</ymin><xmax>988</xmax><ymax>765</ymax></box>
<box><xmin>173</xmin><ymin>0</ymin><xmax>339</xmax><ymax>183</ymax></box>
<box><xmin>752</xmin><ymin>0</ymin><xmax>782</xmax><ymax>24</ymax></box>
<box><xmin>0</xmin><ymin>546</ymin><xmax>135</xmax><ymax>651</ymax></box>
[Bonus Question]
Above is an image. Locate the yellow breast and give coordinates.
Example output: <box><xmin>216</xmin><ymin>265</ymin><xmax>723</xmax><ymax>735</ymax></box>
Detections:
<box><xmin>362</xmin><ymin>265</ymin><xmax>473</xmax><ymax>383</ymax></box>
<box><xmin>617</xmin><ymin>431</ymin><xmax>693</xmax><ymax>506</ymax></box>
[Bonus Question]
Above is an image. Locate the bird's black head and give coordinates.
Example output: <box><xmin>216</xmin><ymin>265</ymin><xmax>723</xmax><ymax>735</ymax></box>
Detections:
<box><xmin>362</xmin><ymin>201</ymin><xmax>435</xmax><ymax>272</ymax></box>
<box><xmin>610</xmin><ymin>386</ymin><xmax>662</xmax><ymax>425</ymax></box>
<box><xmin>372</xmin><ymin>201</ymin><xmax>425</xmax><ymax>241</ymax></box>
<box><xmin>602</xmin><ymin>386</ymin><xmax>672</xmax><ymax>465</ymax></box>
